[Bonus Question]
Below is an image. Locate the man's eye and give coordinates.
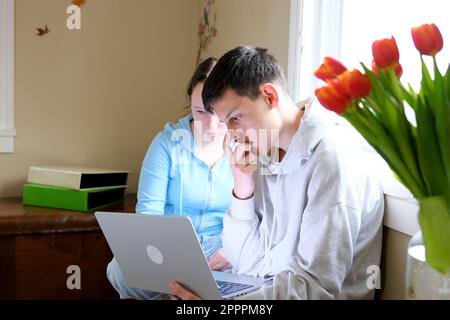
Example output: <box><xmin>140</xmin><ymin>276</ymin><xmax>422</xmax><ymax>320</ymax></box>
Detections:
<box><xmin>196</xmin><ymin>110</ymin><xmax>206</xmax><ymax>114</ymax></box>
<box><xmin>232</xmin><ymin>115</ymin><xmax>241</xmax><ymax>122</ymax></box>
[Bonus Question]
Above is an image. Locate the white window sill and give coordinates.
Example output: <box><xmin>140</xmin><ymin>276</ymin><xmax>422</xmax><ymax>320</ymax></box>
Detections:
<box><xmin>382</xmin><ymin>176</ymin><xmax>419</xmax><ymax>237</ymax></box>
<box><xmin>0</xmin><ymin>0</ymin><xmax>15</xmax><ymax>154</ymax></box>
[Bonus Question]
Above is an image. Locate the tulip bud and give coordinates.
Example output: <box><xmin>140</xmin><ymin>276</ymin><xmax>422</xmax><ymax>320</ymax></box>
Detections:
<box><xmin>314</xmin><ymin>57</ymin><xmax>347</xmax><ymax>82</ymax></box>
<box><xmin>315</xmin><ymin>85</ymin><xmax>351</xmax><ymax>114</ymax></box>
<box><xmin>411</xmin><ymin>23</ymin><xmax>444</xmax><ymax>56</ymax></box>
<box><xmin>338</xmin><ymin>70</ymin><xmax>372</xmax><ymax>99</ymax></box>
<box><xmin>372</xmin><ymin>37</ymin><xmax>400</xmax><ymax>68</ymax></box>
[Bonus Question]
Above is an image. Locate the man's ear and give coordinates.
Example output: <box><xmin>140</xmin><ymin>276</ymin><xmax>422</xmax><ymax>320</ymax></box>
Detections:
<box><xmin>260</xmin><ymin>83</ymin><xmax>279</xmax><ymax>109</ymax></box>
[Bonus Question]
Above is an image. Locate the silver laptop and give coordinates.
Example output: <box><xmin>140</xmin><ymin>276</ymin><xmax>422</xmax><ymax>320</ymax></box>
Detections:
<box><xmin>95</xmin><ymin>212</ymin><xmax>264</xmax><ymax>299</ymax></box>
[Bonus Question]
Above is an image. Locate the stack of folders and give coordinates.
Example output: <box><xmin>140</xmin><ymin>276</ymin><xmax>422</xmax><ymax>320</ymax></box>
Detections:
<box><xmin>23</xmin><ymin>166</ymin><xmax>130</xmax><ymax>212</ymax></box>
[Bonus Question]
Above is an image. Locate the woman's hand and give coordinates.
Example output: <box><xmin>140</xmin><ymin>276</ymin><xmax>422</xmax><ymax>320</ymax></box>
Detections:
<box><xmin>208</xmin><ymin>248</ymin><xmax>232</xmax><ymax>271</ymax></box>
<box><xmin>169</xmin><ymin>281</ymin><xmax>203</xmax><ymax>300</ymax></box>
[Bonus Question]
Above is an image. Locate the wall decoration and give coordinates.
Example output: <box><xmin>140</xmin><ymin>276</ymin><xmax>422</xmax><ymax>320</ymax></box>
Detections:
<box><xmin>35</xmin><ymin>24</ymin><xmax>49</xmax><ymax>36</ymax></box>
<box><xmin>196</xmin><ymin>0</ymin><xmax>218</xmax><ymax>65</ymax></box>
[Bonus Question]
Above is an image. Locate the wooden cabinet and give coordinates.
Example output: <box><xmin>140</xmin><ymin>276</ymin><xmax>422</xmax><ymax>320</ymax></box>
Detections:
<box><xmin>0</xmin><ymin>194</ymin><xmax>137</xmax><ymax>299</ymax></box>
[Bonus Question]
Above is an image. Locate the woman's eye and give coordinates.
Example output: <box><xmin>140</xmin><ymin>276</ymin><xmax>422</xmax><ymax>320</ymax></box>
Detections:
<box><xmin>196</xmin><ymin>110</ymin><xmax>205</xmax><ymax>114</ymax></box>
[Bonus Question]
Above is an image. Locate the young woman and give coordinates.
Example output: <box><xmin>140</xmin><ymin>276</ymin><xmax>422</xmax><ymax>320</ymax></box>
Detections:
<box><xmin>107</xmin><ymin>58</ymin><xmax>233</xmax><ymax>299</ymax></box>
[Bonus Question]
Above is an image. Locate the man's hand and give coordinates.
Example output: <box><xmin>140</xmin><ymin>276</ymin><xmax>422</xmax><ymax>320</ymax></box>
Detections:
<box><xmin>224</xmin><ymin>130</ymin><xmax>257</xmax><ymax>199</ymax></box>
<box><xmin>169</xmin><ymin>281</ymin><xmax>203</xmax><ymax>300</ymax></box>
<box><xmin>208</xmin><ymin>248</ymin><xmax>232</xmax><ymax>272</ymax></box>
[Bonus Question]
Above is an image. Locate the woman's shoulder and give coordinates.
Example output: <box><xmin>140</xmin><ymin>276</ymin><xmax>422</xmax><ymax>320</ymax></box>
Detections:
<box><xmin>147</xmin><ymin>114</ymin><xmax>193</xmax><ymax>151</ymax></box>
<box><xmin>159</xmin><ymin>114</ymin><xmax>192</xmax><ymax>138</ymax></box>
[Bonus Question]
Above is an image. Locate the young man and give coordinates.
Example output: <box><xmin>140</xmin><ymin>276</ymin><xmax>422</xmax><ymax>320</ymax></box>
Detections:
<box><xmin>170</xmin><ymin>46</ymin><xmax>384</xmax><ymax>300</ymax></box>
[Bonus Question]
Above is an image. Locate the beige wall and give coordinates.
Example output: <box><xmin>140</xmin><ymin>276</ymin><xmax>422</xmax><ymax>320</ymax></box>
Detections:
<box><xmin>379</xmin><ymin>227</ymin><xmax>411</xmax><ymax>299</ymax></box>
<box><xmin>0</xmin><ymin>0</ymin><xmax>197</xmax><ymax>197</ymax></box>
<box><xmin>196</xmin><ymin>0</ymin><xmax>291</xmax><ymax>72</ymax></box>
<box><xmin>1</xmin><ymin>0</ymin><xmax>292</xmax><ymax>198</ymax></box>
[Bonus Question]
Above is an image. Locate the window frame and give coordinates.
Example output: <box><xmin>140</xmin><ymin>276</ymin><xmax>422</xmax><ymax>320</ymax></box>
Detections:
<box><xmin>287</xmin><ymin>0</ymin><xmax>343</xmax><ymax>102</ymax></box>
<box><xmin>0</xmin><ymin>0</ymin><xmax>16</xmax><ymax>153</ymax></box>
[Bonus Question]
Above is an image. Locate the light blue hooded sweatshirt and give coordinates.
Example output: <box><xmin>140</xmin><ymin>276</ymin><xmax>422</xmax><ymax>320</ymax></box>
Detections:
<box><xmin>136</xmin><ymin>114</ymin><xmax>233</xmax><ymax>255</ymax></box>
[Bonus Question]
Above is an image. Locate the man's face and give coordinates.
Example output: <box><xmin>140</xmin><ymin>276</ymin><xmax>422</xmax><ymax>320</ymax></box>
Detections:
<box><xmin>211</xmin><ymin>88</ymin><xmax>281</xmax><ymax>155</ymax></box>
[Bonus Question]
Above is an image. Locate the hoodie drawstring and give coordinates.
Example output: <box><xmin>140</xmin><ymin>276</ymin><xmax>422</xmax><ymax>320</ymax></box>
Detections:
<box><xmin>258</xmin><ymin>171</ymin><xmax>280</xmax><ymax>278</ymax></box>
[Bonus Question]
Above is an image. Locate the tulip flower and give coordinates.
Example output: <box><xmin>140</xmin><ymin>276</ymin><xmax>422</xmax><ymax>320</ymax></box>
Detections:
<box><xmin>315</xmin><ymin>85</ymin><xmax>350</xmax><ymax>114</ymax></box>
<box><xmin>338</xmin><ymin>70</ymin><xmax>372</xmax><ymax>99</ymax></box>
<box><xmin>411</xmin><ymin>23</ymin><xmax>444</xmax><ymax>56</ymax></box>
<box><xmin>326</xmin><ymin>78</ymin><xmax>351</xmax><ymax>100</ymax></box>
<box><xmin>314</xmin><ymin>57</ymin><xmax>347</xmax><ymax>82</ymax></box>
<box><xmin>372</xmin><ymin>37</ymin><xmax>400</xmax><ymax>68</ymax></box>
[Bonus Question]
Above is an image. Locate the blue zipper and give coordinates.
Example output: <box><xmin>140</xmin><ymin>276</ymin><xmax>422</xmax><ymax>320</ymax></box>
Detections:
<box><xmin>199</xmin><ymin>165</ymin><xmax>214</xmax><ymax>232</ymax></box>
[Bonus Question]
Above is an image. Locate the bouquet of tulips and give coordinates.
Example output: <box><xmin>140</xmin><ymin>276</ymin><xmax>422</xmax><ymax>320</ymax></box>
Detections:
<box><xmin>314</xmin><ymin>23</ymin><xmax>449</xmax><ymax>274</ymax></box>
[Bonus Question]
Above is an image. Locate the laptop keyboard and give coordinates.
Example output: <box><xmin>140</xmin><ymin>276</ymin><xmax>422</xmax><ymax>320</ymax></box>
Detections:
<box><xmin>216</xmin><ymin>280</ymin><xmax>253</xmax><ymax>296</ymax></box>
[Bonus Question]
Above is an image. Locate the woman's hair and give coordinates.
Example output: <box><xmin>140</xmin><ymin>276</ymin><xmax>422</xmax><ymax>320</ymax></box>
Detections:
<box><xmin>186</xmin><ymin>57</ymin><xmax>217</xmax><ymax>98</ymax></box>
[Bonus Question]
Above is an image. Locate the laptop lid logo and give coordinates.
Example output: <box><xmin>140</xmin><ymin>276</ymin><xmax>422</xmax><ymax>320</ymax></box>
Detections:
<box><xmin>146</xmin><ymin>245</ymin><xmax>164</xmax><ymax>265</ymax></box>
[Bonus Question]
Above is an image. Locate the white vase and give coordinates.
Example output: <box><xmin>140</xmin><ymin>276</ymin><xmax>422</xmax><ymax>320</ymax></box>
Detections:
<box><xmin>405</xmin><ymin>231</ymin><xmax>450</xmax><ymax>299</ymax></box>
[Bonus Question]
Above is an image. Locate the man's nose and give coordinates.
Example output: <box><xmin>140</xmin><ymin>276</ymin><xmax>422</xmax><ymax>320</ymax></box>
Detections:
<box><xmin>207</xmin><ymin>114</ymin><xmax>220</xmax><ymax>129</ymax></box>
<box><xmin>228</xmin><ymin>128</ymin><xmax>244</xmax><ymax>143</ymax></box>
<box><xmin>227</xmin><ymin>121</ymin><xmax>237</xmax><ymax>130</ymax></box>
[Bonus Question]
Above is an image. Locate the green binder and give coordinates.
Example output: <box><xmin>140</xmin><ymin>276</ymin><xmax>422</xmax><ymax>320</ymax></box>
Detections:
<box><xmin>23</xmin><ymin>183</ymin><xmax>127</xmax><ymax>212</ymax></box>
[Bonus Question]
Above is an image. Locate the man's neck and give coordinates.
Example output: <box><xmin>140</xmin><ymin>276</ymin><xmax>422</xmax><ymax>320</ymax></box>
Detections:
<box><xmin>276</xmin><ymin>101</ymin><xmax>305</xmax><ymax>160</ymax></box>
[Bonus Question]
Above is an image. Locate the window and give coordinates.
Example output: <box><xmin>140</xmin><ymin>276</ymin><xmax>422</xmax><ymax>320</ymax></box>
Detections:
<box><xmin>340</xmin><ymin>0</ymin><xmax>449</xmax><ymax>91</ymax></box>
<box><xmin>288</xmin><ymin>0</ymin><xmax>450</xmax><ymax>100</ymax></box>
<box><xmin>288</xmin><ymin>0</ymin><xmax>449</xmax><ymax>161</ymax></box>
<box><xmin>288</xmin><ymin>0</ymin><xmax>446</xmax><ymax>189</ymax></box>
<box><xmin>288</xmin><ymin>0</ymin><xmax>344</xmax><ymax>102</ymax></box>
<box><xmin>0</xmin><ymin>0</ymin><xmax>15</xmax><ymax>153</ymax></box>
<box><xmin>287</xmin><ymin>0</ymin><xmax>450</xmax><ymax>232</ymax></box>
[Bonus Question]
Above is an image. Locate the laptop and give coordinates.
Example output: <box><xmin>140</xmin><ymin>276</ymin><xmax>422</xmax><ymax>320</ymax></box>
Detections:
<box><xmin>95</xmin><ymin>212</ymin><xmax>265</xmax><ymax>299</ymax></box>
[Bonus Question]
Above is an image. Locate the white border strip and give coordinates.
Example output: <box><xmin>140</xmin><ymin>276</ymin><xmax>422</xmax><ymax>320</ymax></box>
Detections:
<box><xmin>287</xmin><ymin>0</ymin><xmax>344</xmax><ymax>100</ymax></box>
<box><xmin>287</xmin><ymin>0</ymin><xmax>302</xmax><ymax>102</ymax></box>
<box><xmin>0</xmin><ymin>0</ymin><xmax>16</xmax><ymax>153</ymax></box>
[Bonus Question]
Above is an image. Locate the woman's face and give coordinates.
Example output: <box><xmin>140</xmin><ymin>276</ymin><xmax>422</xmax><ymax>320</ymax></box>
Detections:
<box><xmin>190</xmin><ymin>82</ymin><xmax>227</xmax><ymax>143</ymax></box>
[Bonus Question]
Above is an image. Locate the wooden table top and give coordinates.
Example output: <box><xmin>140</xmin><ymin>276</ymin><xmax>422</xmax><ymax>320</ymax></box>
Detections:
<box><xmin>0</xmin><ymin>193</ymin><xmax>137</xmax><ymax>236</ymax></box>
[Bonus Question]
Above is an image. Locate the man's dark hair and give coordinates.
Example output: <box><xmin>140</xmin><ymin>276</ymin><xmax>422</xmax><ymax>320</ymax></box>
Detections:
<box><xmin>186</xmin><ymin>57</ymin><xmax>217</xmax><ymax>97</ymax></box>
<box><xmin>202</xmin><ymin>46</ymin><xmax>287</xmax><ymax>113</ymax></box>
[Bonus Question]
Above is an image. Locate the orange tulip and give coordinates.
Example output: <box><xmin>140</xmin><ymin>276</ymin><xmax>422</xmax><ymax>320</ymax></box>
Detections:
<box><xmin>338</xmin><ymin>70</ymin><xmax>372</xmax><ymax>99</ymax></box>
<box><xmin>411</xmin><ymin>23</ymin><xmax>443</xmax><ymax>56</ymax></box>
<box><xmin>315</xmin><ymin>85</ymin><xmax>351</xmax><ymax>114</ymax></box>
<box><xmin>314</xmin><ymin>57</ymin><xmax>347</xmax><ymax>82</ymax></box>
<box><xmin>326</xmin><ymin>78</ymin><xmax>350</xmax><ymax>99</ymax></box>
<box><xmin>372</xmin><ymin>37</ymin><xmax>400</xmax><ymax>68</ymax></box>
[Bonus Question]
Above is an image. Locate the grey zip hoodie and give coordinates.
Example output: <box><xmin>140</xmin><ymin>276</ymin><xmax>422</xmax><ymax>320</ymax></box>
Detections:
<box><xmin>223</xmin><ymin>99</ymin><xmax>384</xmax><ymax>300</ymax></box>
